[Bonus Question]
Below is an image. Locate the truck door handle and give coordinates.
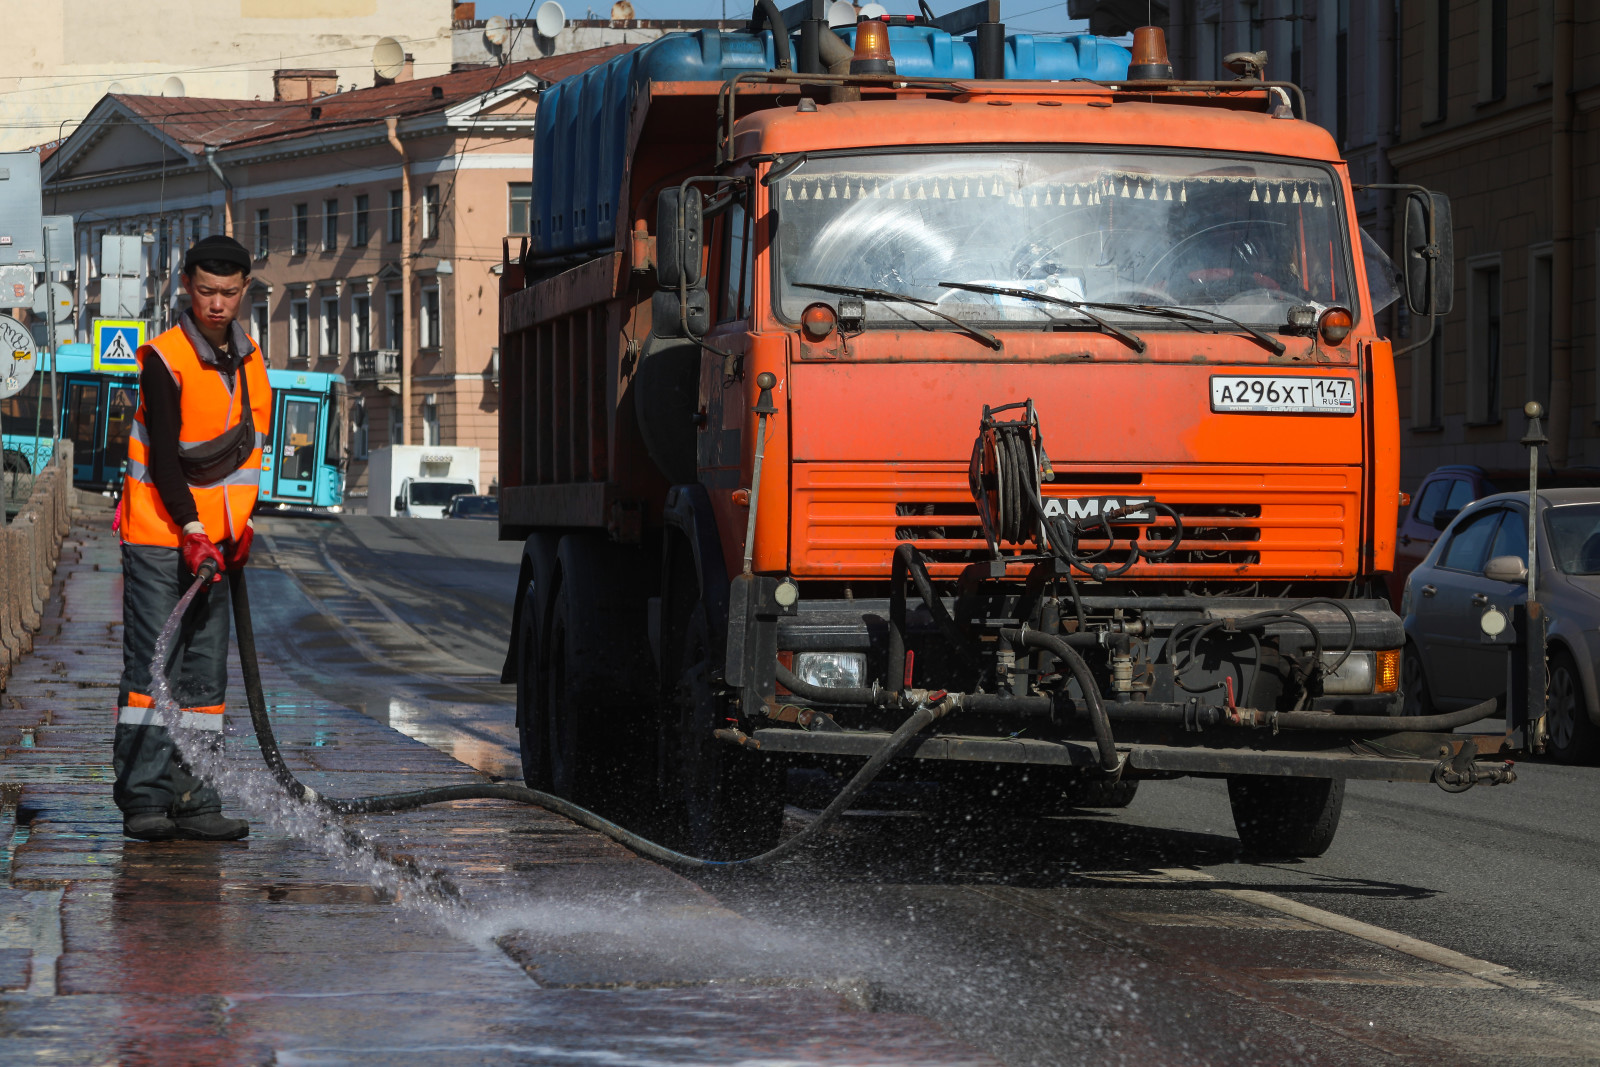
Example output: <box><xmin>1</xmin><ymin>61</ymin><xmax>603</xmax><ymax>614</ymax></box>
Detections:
<box><xmin>1420</xmin><ymin>584</ymin><xmax>1436</xmax><ymax>597</ymax></box>
<box><xmin>1471</xmin><ymin>593</ymin><xmax>1489</xmax><ymax>606</ymax></box>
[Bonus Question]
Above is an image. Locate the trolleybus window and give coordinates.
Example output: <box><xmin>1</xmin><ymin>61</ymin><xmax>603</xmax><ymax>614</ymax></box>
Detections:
<box><xmin>281</xmin><ymin>399</ymin><xmax>320</xmax><ymax>482</ymax></box>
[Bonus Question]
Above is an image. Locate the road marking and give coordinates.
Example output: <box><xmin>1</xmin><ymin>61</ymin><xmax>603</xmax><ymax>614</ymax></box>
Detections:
<box><xmin>1147</xmin><ymin>868</ymin><xmax>1600</xmax><ymax>1017</ymax></box>
<box><xmin>1245</xmin><ymin>967</ymin><xmax>1495</xmax><ymax>989</ymax></box>
<box><xmin>1106</xmin><ymin>909</ymin><xmax>1318</xmax><ymax>931</ymax></box>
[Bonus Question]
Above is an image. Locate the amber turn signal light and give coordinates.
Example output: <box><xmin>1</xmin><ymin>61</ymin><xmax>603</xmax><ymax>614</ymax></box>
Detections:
<box><xmin>851</xmin><ymin>18</ymin><xmax>896</xmax><ymax>75</ymax></box>
<box><xmin>1375</xmin><ymin>649</ymin><xmax>1400</xmax><ymax>693</ymax></box>
<box><xmin>801</xmin><ymin>302</ymin><xmax>838</xmax><ymax>341</ymax></box>
<box><xmin>1318</xmin><ymin>306</ymin><xmax>1354</xmax><ymax>345</ymax></box>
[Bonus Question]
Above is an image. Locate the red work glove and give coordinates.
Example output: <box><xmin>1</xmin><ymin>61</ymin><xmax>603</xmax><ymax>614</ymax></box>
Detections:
<box><xmin>226</xmin><ymin>522</ymin><xmax>254</xmax><ymax>572</ymax></box>
<box><xmin>180</xmin><ymin>531</ymin><xmax>225</xmax><ymax>584</ymax></box>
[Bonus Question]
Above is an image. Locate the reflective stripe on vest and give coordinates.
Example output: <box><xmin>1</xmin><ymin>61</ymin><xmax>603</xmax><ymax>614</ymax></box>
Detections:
<box><xmin>122</xmin><ymin>324</ymin><xmax>272</xmax><ymax>548</ymax></box>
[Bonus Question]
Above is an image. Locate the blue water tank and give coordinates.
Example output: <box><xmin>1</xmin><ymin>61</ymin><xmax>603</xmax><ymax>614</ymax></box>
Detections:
<box><xmin>530</xmin><ymin>27</ymin><xmax>1132</xmax><ymax>262</ymax></box>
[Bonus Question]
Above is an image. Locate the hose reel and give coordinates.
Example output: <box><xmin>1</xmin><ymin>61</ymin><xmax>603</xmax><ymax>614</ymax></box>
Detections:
<box><xmin>968</xmin><ymin>399</ymin><xmax>1184</xmax><ymax>579</ymax></box>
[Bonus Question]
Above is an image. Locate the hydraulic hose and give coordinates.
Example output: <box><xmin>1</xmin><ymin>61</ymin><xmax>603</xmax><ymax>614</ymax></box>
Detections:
<box><xmin>221</xmin><ymin>567</ymin><xmax>945</xmax><ymax>868</ymax></box>
<box><xmin>999</xmin><ymin>627</ymin><xmax>1122</xmax><ymax>773</ymax></box>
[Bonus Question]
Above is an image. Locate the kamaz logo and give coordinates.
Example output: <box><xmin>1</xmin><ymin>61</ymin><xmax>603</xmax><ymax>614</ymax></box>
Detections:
<box><xmin>1042</xmin><ymin>497</ymin><xmax>1155</xmax><ymax>522</ymax></box>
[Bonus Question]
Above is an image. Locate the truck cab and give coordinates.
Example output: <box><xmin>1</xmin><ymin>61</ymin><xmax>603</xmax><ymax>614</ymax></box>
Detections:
<box><xmin>498</xmin><ymin>13</ymin><xmax>1502</xmax><ymax>864</ymax></box>
<box><xmin>395</xmin><ymin>476</ymin><xmax>477</xmax><ymax>520</ymax></box>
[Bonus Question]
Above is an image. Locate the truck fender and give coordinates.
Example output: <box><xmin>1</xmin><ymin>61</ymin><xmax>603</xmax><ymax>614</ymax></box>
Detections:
<box><xmin>502</xmin><ymin>532</ymin><xmax>561</xmax><ymax>695</ymax></box>
<box><xmin>661</xmin><ymin>483</ymin><xmax>731</xmax><ymax>662</ymax></box>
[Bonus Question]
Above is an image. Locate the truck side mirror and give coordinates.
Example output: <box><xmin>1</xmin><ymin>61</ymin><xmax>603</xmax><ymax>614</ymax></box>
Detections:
<box><xmin>1403</xmin><ymin>191</ymin><xmax>1455</xmax><ymax>318</ymax></box>
<box><xmin>656</xmin><ymin>187</ymin><xmax>704</xmax><ymax>290</ymax></box>
<box><xmin>395</xmin><ymin>494</ymin><xmax>405</xmax><ymax>511</ymax></box>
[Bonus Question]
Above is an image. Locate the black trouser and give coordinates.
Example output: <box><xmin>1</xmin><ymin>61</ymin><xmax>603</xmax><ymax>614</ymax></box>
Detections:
<box><xmin>113</xmin><ymin>542</ymin><xmax>231</xmax><ymax>818</ymax></box>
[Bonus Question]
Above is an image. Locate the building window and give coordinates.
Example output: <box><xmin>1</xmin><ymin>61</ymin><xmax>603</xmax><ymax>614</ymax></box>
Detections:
<box><xmin>157</xmin><ymin>223</ymin><xmax>170</xmax><ymax>275</ymax></box>
<box><xmin>1481</xmin><ymin>0</ymin><xmax>1507</xmax><ymax>102</ymax></box>
<box><xmin>423</xmin><ymin>185</ymin><xmax>441</xmax><ymax>240</ymax></box>
<box><xmin>390</xmin><ymin>397</ymin><xmax>404</xmax><ymax>446</ymax></box>
<box><xmin>352</xmin><ymin>292</ymin><xmax>371</xmax><ymax>351</ymax></box>
<box><xmin>386</xmin><ymin>290</ymin><xmax>404</xmax><ymax>347</ymax></box>
<box><xmin>1335</xmin><ymin>0</ymin><xmax>1349</xmax><ymax>145</ymax></box>
<box><xmin>289</xmin><ymin>297</ymin><xmax>310</xmax><ymax>363</ymax></box>
<box><xmin>354</xmin><ymin>194</ymin><xmax>370</xmax><ymax>247</ymax></box>
<box><xmin>292</xmin><ymin>204</ymin><xmax>308</xmax><ymax>255</ymax></box>
<box><xmin>422</xmin><ymin>394</ymin><xmax>440</xmax><ymax>447</ymax></box>
<box><xmin>322</xmin><ymin>198</ymin><xmax>338</xmax><ymax>251</ymax></box>
<box><xmin>1414</xmin><ymin>326</ymin><xmax>1444</xmax><ymax>430</ymax></box>
<box><xmin>352</xmin><ymin>402</ymin><xmax>369</xmax><ymax>461</ymax></box>
<box><xmin>420</xmin><ymin>285</ymin><xmax>440</xmax><ymax>349</ymax></box>
<box><xmin>254</xmin><ymin>209</ymin><xmax>270</xmax><ymax>259</ymax></box>
<box><xmin>251</xmin><ymin>301</ymin><xmax>269</xmax><ymax>359</ymax></box>
<box><xmin>387</xmin><ymin>189</ymin><xmax>403</xmax><ymax>243</ymax></box>
<box><xmin>1425</xmin><ymin>0</ymin><xmax>1450</xmax><ymax>122</ymax></box>
<box><xmin>509</xmin><ymin>182</ymin><xmax>532</xmax><ymax>234</ymax></box>
<box><xmin>189</xmin><ymin>216</ymin><xmax>202</xmax><ymax>245</ymax></box>
<box><xmin>1468</xmin><ymin>260</ymin><xmax>1502</xmax><ymax>424</ymax></box>
<box><xmin>321</xmin><ymin>295</ymin><xmax>341</xmax><ymax>358</ymax></box>
<box><xmin>1198</xmin><ymin>18</ymin><xmax>1219</xmax><ymax>80</ymax></box>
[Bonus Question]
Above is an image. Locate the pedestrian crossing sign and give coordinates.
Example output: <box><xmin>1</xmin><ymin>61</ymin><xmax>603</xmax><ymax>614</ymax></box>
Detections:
<box><xmin>93</xmin><ymin>319</ymin><xmax>145</xmax><ymax>373</ymax></box>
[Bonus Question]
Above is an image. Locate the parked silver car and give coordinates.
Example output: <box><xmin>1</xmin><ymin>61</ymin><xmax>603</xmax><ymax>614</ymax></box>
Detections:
<box><xmin>1402</xmin><ymin>488</ymin><xmax>1600</xmax><ymax>763</ymax></box>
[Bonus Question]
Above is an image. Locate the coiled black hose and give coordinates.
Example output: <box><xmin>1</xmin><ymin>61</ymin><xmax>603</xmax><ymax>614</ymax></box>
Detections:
<box><xmin>221</xmin><ymin>568</ymin><xmax>946</xmax><ymax>868</ymax></box>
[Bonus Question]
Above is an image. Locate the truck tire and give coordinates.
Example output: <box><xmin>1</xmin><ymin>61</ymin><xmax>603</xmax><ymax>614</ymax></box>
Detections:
<box><xmin>1227</xmin><ymin>775</ymin><xmax>1344</xmax><ymax>858</ymax></box>
<box><xmin>1545</xmin><ymin>648</ymin><xmax>1600</xmax><ymax>765</ymax></box>
<box><xmin>1400</xmin><ymin>641</ymin><xmax>1434</xmax><ymax>717</ymax></box>
<box><xmin>656</xmin><ymin>547</ymin><xmax>784</xmax><ymax>859</ymax></box>
<box><xmin>541</xmin><ymin>535</ymin><xmax>657</xmax><ymax>818</ymax></box>
<box><xmin>513</xmin><ymin>533</ymin><xmax>561</xmax><ymax>790</ymax></box>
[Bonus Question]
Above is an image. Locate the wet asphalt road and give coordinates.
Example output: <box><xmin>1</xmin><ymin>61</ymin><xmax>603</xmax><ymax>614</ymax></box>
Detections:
<box><xmin>248</xmin><ymin>514</ymin><xmax>1600</xmax><ymax>1065</ymax></box>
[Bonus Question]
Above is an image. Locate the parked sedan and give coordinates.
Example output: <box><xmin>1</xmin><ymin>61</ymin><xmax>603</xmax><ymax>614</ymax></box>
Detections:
<box><xmin>1402</xmin><ymin>488</ymin><xmax>1600</xmax><ymax>763</ymax></box>
<box><xmin>444</xmin><ymin>493</ymin><xmax>499</xmax><ymax>520</ymax></box>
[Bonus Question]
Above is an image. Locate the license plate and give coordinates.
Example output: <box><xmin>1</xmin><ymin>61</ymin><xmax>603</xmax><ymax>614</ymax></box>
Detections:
<box><xmin>1210</xmin><ymin>375</ymin><xmax>1356</xmax><ymax>414</ymax></box>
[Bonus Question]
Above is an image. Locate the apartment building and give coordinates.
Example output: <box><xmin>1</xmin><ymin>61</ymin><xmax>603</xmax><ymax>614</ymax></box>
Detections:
<box><xmin>40</xmin><ymin>48</ymin><xmax>632</xmax><ymax>498</ymax></box>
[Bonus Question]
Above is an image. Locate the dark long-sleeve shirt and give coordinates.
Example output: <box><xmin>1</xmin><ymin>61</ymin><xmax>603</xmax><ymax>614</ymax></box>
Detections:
<box><xmin>139</xmin><ymin>310</ymin><xmax>251</xmax><ymax>531</ymax></box>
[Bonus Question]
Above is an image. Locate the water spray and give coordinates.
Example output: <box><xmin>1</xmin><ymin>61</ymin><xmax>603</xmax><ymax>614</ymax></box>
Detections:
<box><xmin>147</xmin><ymin>560</ymin><xmax>951</xmax><ymax>874</ymax></box>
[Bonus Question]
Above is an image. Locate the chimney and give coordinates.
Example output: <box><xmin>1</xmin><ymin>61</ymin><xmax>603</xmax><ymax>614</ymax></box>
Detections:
<box><xmin>453</xmin><ymin>2</ymin><xmax>476</xmax><ymax>18</ymax></box>
<box><xmin>273</xmin><ymin>68</ymin><xmax>339</xmax><ymax>101</ymax></box>
<box><xmin>400</xmin><ymin>53</ymin><xmax>415</xmax><ymax>82</ymax></box>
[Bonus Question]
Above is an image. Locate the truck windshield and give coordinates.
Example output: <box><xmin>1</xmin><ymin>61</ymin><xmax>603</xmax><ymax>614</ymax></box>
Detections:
<box><xmin>772</xmin><ymin>150</ymin><xmax>1354</xmax><ymax>331</ymax></box>
<box><xmin>410</xmin><ymin>481</ymin><xmax>475</xmax><ymax>507</ymax></box>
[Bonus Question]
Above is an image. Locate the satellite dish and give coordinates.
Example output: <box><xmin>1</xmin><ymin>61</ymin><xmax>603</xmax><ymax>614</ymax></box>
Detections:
<box><xmin>534</xmin><ymin>0</ymin><xmax>566</xmax><ymax>39</ymax></box>
<box><xmin>827</xmin><ymin>1</ymin><xmax>856</xmax><ymax>27</ymax></box>
<box><xmin>484</xmin><ymin>14</ymin><xmax>509</xmax><ymax>45</ymax></box>
<box><xmin>163</xmin><ymin>76</ymin><xmax>185</xmax><ymax>98</ymax></box>
<box><xmin>372</xmin><ymin>37</ymin><xmax>405</xmax><ymax>81</ymax></box>
<box><xmin>610</xmin><ymin>0</ymin><xmax>634</xmax><ymax>19</ymax></box>
<box><xmin>858</xmin><ymin>3</ymin><xmax>887</xmax><ymax>18</ymax></box>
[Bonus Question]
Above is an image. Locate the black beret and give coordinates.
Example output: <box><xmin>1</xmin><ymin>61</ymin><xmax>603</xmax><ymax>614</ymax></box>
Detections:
<box><xmin>182</xmin><ymin>234</ymin><xmax>252</xmax><ymax>275</ymax></box>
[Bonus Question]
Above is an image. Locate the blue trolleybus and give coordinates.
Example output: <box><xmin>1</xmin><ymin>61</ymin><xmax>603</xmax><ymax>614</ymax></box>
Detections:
<box><xmin>1</xmin><ymin>344</ymin><xmax>347</xmax><ymax>511</ymax></box>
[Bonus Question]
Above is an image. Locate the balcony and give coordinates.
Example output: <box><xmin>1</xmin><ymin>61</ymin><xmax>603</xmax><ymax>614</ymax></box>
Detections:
<box><xmin>353</xmin><ymin>349</ymin><xmax>401</xmax><ymax>393</ymax></box>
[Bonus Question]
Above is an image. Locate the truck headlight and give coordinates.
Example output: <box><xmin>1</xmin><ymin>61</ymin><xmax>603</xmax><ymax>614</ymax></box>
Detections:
<box><xmin>793</xmin><ymin>652</ymin><xmax>867</xmax><ymax>689</ymax></box>
<box><xmin>1319</xmin><ymin>651</ymin><xmax>1374</xmax><ymax>694</ymax></box>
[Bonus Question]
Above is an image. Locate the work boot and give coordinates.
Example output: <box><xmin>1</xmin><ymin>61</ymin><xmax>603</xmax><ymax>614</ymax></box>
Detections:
<box><xmin>172</xmin><ymin>812</ymin><xmax>250</xmax><ymax>841</ymax></box>
<box><xmin>123</xmin><ymin>812</ymin><xmax>178</xmax><ymax>841</ymax></box>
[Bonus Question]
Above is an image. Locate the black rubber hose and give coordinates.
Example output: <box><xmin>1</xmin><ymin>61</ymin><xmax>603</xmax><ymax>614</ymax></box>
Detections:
<box><xmin>225</xmin><ymin>568</ymin><xmax>941</xmax><ymax>868</ymax></box>
<box><xmin>999</xmin><ymin>627</ymin><xmax>1121</xmax><ymax>772</ymax></box>
<box><xmin>775</xmin><ymin>662</ymin><xmax>892</xmax><ymax>706</ymax></box>
<box><xmin>1266</xmin><ymin>698</ymin><xmax>1499</xmax><ymax>732</ymax></box>
<box><xmin>748</xmin><ymin>0</ymin><xmax>794</xmax><ymax>70</ymax></box>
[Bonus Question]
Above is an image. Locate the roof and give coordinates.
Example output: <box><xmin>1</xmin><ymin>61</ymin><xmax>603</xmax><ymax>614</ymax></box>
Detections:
<box><xmin>95</xmin><ymin>45</ymin><xmax>639</xmax><ymax>155</ymax></box>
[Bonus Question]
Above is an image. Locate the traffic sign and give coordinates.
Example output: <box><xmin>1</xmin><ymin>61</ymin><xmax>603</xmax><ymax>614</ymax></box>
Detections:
<box><xmin>0</xmin><ymin>264</ymin><xmax>32</xmax><ymax>308</ymax></box>
<box><xmin>32</xmin><ymin>281</ymin><xmax>72</xmax><ymax>323</ymax></box>
<box><xmin>93</xmin><ymin>318</ymin><xmax>145</xmax><ymax>373</ymax></box>
<box><xmin>0</xmin><ymin>314</ymin><xmax>37</xmax><ymax>400</ymax></box>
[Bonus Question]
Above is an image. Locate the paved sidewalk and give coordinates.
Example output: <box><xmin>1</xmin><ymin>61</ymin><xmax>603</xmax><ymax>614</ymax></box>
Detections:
<box><xmin>0</xmin><ymin>510</ymin><xmax>994</xmax><ymax>1065</ymax></box>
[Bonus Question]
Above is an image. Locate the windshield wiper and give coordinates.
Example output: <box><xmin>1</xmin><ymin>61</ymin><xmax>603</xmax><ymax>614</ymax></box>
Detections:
<box><xmin>1092</xmin><ymin>302</ymin><xmax>1286</xmax><ymax>356</ymax></box>
<box><xmin>938</xmin><ymin>281</ymin><xmax>1146</xmax><ymax>353</ymax></box>
<box><xmin>796</xmin><ymin>282</ymin><xmax>1002</xmax><ymax>350</ymax></box>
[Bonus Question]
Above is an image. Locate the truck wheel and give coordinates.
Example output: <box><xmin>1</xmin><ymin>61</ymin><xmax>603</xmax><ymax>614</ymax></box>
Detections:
<box><xmin>1400</xmin><ymin>641</ymin><xmax>1433</xmax><ymax>716</ymax></box>
<box><xmin>542</xmin><ymin>536</ymin><xmax>657</xmax><ymax>818</ymax></box>
<box><xmin>657</xmin><ymin>555</ymin><xmax>784</xmax><ymax>859</ymax></box>
<box><xmin>514</xmin><ymin>580</ymin><xmax>552</xmax><ymax>790</ymax></box>
<box><xmin>1545</xmin><ymin>649</ymin><xmax>1600</xmax><ymax>765</ymax></box>
<box><xmin>1227</xmin><ymin>775</ymin><xmax>1344</xmax><ymax>858</ymax></box>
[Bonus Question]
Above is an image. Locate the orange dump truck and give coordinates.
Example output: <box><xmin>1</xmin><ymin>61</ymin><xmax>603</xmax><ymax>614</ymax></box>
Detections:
<box><xmin>498</xmin><ymin>8</ymin><xmax>1509</xmax><ymax>859</ymax></box>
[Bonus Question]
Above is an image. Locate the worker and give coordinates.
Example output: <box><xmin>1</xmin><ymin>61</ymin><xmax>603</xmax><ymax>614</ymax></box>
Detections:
<box><xmin>115</xmin><ymin>235</ymin><xmax>271</xmax><ymax>842</ymax></box>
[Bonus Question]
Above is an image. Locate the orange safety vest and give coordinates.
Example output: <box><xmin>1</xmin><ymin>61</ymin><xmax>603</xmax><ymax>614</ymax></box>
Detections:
<box><xmin>122</xmin><ymin>323</ymin><xmax>271</xmax><ymax>547</ymax></box>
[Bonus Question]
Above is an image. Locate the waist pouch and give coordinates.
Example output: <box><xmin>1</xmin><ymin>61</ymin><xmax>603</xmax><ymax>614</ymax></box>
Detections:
<box><xmin>178</xmin><ymin>366</ymin><xmax>255</xmax><ymax>485</ymax></box>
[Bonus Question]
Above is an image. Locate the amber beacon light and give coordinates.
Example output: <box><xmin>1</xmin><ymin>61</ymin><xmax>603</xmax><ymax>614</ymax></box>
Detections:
<box><xmin>850</xmin><ymin>18</ymin><xmax>896</xmax><ymax>75</ymax></box>
<box><xmin>1126</xmin><ymin>26</ymin><xmax>1173</xmax><ymax>81</ymax></box>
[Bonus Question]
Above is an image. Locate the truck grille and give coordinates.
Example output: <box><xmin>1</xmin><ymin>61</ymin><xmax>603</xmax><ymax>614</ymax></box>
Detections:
<box><xmin>791</xmin><ymin>464</ymin><xmax>1356</xmax><ymax>578</ymax></box>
